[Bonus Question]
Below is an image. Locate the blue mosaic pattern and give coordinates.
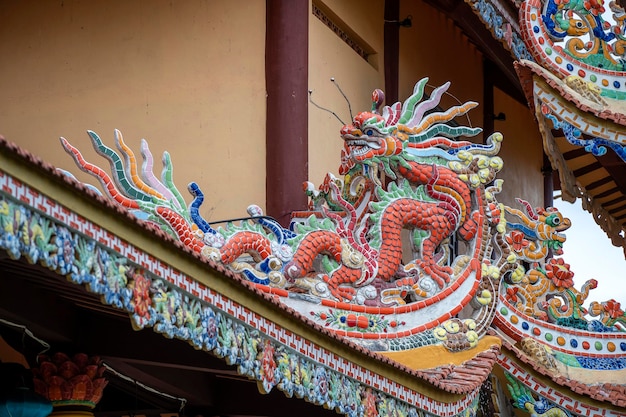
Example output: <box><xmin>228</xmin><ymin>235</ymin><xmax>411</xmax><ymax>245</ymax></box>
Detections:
<box><xmin>575</xmin><ymin>357</ymin><xmax>626</xmax><ymax>370</ymax></box>
<box><xmin>466</xmin><ymin>0</ymin><xmax>533</xmax><ymax>61</ymax></box>
<box><xmin>546</xmin><ymin>113</ymin><xmax>626</xmax><ymax>162</ymax></box>
<box><xmin>588</xmin><ymin>320</ymin><xmax>619</xmax><ymax>333</ymax></box>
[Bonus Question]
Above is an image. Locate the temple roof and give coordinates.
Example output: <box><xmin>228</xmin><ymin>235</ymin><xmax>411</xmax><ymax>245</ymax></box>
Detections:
<box><xmin>0</xmin><ymin>134</ymin><xmax>500</xmax><ymax>413</ymax></box>
<box><xmin>516</xmin><ymin>0</ymin><xmax>626</xmax><ymax>254</ymax></box>
<box><xmin>516</xmin><ymin>60</ymin><xmax>626</xmax><ymax>253</ymax></box>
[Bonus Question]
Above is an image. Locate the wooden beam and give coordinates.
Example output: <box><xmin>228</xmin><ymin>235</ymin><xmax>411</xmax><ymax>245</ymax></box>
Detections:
<box><xmin>585</xmin><ymin>176</ymin><xmax>613</xmax><ymax>190</ymax></box>
<box><xmin>562</xmin><ymin>147</ymin><xmax>591</xmax><ymax>160</ymax></box>
<box><xmin>423</xmin><ymin>0</ymin><xmax>525</xmax><ymax>104</ymax></box>
<box><xmin>594</xmin><ymin>187</ymin><xmax>621</xmax><ymax>199</ymax></box>
<box><xmin>265</xmin><ymin>0</ymin><xmax>309</xmax><ymax>227</ymax></box>
<box><xmin>572</xmin><ymin>161</ymin><xmax>602</xmax><ymax>177</ymax></box>
<box><xmin>608</xmin><ymin>204</ymin><xmax>626</xmax><ymax>215</ymax></box>
<box><xmin>602</xmin><ymin>195</ymin><xmax>626</xmax><ymax>208</ymax></box>
<box><xmin>384</xmin><ymin>0</ymin><xmax>400</xmax><ymax>104</ymax></box>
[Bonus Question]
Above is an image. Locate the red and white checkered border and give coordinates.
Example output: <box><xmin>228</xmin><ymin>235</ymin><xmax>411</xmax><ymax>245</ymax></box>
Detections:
<box><xmin>497</xmin><ymin>354</ymin><xmax>626</xmax><ymax>417</ymax></box>
<box><xmin>1</xmin><ymin>169</ymin><xmax>479</xmax><ymax>417</ymax></box>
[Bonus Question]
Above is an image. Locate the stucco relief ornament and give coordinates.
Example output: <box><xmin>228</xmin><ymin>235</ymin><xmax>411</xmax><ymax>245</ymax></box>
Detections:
<box><xmin>496</xmin><ymin>199</ymin><xmax>602</xmax><ymax>326</ymax></box>
<box><xmin>59</xmin><ymin>78</ymin><xmax>524</xmax><ymax>350</ymax></box>
<box><xmin>495</xmin><ymin>196</ymin><xmax>626</xmax><ymax>335</ymax></box>
<box><xmin>32</xmin><ymin>352</ymin><xmax>108</xmax><ymax>409</ymax></box>
<box><xmin>521</xmin><ymin>0</ymin><xmax>626</xmax><ymax>100</ymax></box>
<box><xmin>494</xmin><ymin>196</ymin><xmax>626</xmax><ymax>380</ymax></box>
<box><xmin>0</xmin><ymin>187</ymin><xmax>479</xmax><ymax>415</ymax></box>
<box><xmin>505</xmin><ymin>372</ymin><xmax>570</xmax><ymax>417</ymax></box>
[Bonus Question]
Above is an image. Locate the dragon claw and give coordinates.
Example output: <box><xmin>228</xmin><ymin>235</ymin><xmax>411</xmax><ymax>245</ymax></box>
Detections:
<box><xmin>323</xmin><ymin>275</ymin><xmax>357</xmax><ymax>301</ymax></box>
<box><xmin>416</xmin><ymin>260</ymin><xmax>452</xmax><ymax>289</ymax></box>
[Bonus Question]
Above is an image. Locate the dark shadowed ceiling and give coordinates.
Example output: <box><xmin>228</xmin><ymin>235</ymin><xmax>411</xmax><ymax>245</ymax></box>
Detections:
<box><xmin>0</xmin><ymin>255</ymin><xmax>339</xmax><ymax>417</ymax></box>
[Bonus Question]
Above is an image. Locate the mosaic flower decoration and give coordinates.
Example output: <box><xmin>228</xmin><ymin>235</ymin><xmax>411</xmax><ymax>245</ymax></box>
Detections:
<box><xmin>605</xmin><ymin>299</ymin><xmax>624</xmax><ymax>319</ymax></box>
<box><xmin>589</xmin><ymin>299</ymin><xmax>624</xmax><ymax>316</ymax></box>
<box><xmin>363</xmin><ymin>389</ymin><xmax>378</xmax><ymax>417</ymax></box>
<box><xmin>545</xmin><ymin>258</ymin><xmax>574</xmax><ymax>289</ymax></box>
<box><xmin>584</xmin><ymin>0</ymin><xmax>605</xmax><ymax>16</ymax></box>
<box><xmin>506</xmin><ymin>286</ymin><xmax>520</xmax><ymax>303</ymax></box>
<box><xmin>589</xmin><ymin>298</ymin><xmax>626</xmax><ymax>328</ymax></box>
<box><xmin>505</xmin><ymin>230</ymin><xmax>530</xmax><ymax>252</ymax></box>
<box><xmin>131</xmin><ymin>270</ymin><xmax>152</xmax><ymax>324</ymax></box>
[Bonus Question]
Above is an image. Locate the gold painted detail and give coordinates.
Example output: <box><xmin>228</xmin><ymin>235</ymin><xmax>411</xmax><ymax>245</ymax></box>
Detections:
<box><xmin>519</xmin><ymin>337</ymin><xmax>558</xmax><ymax>371</ymax></box>
<box><xmin>564</xmin><ymin>75</ymin><xmax>608</xmax><ymax>106</ymax></box>
<box><xmin>381</xmin><ymin>336</ymin><xmax>501</xmax><ymax>370</ymax></box>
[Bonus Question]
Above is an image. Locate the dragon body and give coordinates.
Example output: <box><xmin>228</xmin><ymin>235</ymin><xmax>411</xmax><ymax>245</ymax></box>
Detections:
<box><xmin>59</xmin><ymin>79</ymin><xmax>508</xmax><ymax>342</ymax></box>
<box><xmin>504</xmin><ymin>198</ymin><xmax>571</xmax><ymax>261</ymax></box>
<box><xmin>67</xmin><ymin>77</ymin><xmax>606</xmax><ymax>346</ymax></box>
<box><xmin>287</xmin><ymin>161</ymin><xmax>477</xmax><ymax>300</ymax></box>
<box><xmin>281</xmin><ymin>81</ymin><xmax>503</xmax><ymax>303</ymax></box>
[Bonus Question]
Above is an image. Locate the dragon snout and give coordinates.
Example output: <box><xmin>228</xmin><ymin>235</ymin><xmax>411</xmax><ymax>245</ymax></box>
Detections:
<box><xmin>557</xmin><ymin>217</ymin><xmax>572</xmax><ymax>231</ymax></box>
<box><xmin>340</xmin><ymin>128</ymin><xmax>364</xmax><ymax>139</ymax></box>
<box><xmin>340</xmin><ymin>124</ymin><xmax>354</xmax><ymax>136</ymax></box>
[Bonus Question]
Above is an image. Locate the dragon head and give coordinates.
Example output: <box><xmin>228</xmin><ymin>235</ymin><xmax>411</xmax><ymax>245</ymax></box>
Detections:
<box><xmin>337</xmin><ymin>79</ymin><xmax>482</xmax><ymax>176</ymax></box>
<box><xmin>339</xmin><ymin>109</ymin><xmax>402</xmax><ymax>175</ymax></box>
<box><xmin>537</xmin><ymin>207</ymin><xmax>571</xmax><ymax>233</ymax></box>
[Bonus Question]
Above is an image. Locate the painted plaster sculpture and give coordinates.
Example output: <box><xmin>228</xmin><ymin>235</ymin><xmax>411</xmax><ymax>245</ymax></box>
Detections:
<box><xmin>517</xmin><ymin>0</ymin><xmax>626</xmax><ymax>255</ymax></box>
<box><xmin>510</xmin><ymin>0</ymin><xmax>626</xmax><ymax>334</ymax></box>
<box><xmin>58</xmin><ymin>79</ymin><xmax>504</xmax><ymax>351</ymax></box>
<box><xmin>520</xmin><ymin>0</ymin><xmax>626</xmax><ymax>162</ymax></box>
<box><xmin>497</xmin><ymin>2</ymin><xmax>626</xmax><ymax>414</ymax></box>
<box><xmin>0</xmin><ymin>176</ymin><xmax>477</xmax><ymax>417</ymax></box>
<box><xmin>505</xmin><ymin>372</ymin><xmax>570</xmax><ymax>417</ymax></box>
<box><xmin>32</xmin><ymin>353</ymin><xmax>108</xmax><ymax>409</ymax></box>
<box><xmin>56</xmin><ymin>77</ymin><xmax>625</xmax><ymax>362</ymax></box>
<box><xmin>494</xmin><ymin>198</ymin><xmax>626</xmax><ymax>412</ymax></box>
<box><xmin>520</xmin><ymin>0</ymin><xmax>626</xmax><ymax>104</ymax></box>
<box><xmin>1</xmin><ymin>72</ymin><xmax>625</xmax><ymax>415</ymax></box>
<box><xmin>466</xmin><ymin>0</ymin><xmax>534</xmax><ymax>61</ymax></box>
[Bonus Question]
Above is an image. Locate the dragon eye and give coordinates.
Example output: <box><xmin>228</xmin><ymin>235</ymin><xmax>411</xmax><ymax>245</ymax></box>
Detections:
<box><xmin>576</xmin><ymin>21</ymin><xmax>584</xmax><ymax>28</ymax></box>
<box><xmin>547</xmin><ymin>214</ymin><xmax>561</xmax><ymax>226</ymax></box>
<box><xmin>365</xmin><ymin>129</ymin><xmax>374</xmax><ymax>136</ymax></box>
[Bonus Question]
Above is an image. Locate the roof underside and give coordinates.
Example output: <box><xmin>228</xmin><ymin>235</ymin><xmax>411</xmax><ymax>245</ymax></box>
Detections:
<box><xmin>516</xmin><ymin>61</ymin><xmax>626</xmax><ymax>254</ymax></box>
<box><xmin>555</xmin><ymin>131</ymin><xmax>626</xmax><ymax>227</ymax></box>
<box><xmin>0</xmin><ymin>255</ymin><xmax>341</xmax><ymax>417</ymax></box>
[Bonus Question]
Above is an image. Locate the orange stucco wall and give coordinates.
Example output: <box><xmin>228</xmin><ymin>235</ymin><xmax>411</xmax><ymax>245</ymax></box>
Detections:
<box><xmin>0</xmin><ymin>0</ymin><xmax>544</xmax><ymax>218</ymax></box>
<box><xmin>0</xmin><ymin>0</ymin><xmax>266</xmax><ymax>223</ymax></box>
<box><xmin>492</xmin><ymin>87</ymin><xmax>544</xmax><ymax>207</ymax></box>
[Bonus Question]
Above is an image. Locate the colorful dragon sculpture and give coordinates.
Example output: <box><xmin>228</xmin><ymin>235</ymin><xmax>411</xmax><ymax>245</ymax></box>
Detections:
<box><xmin>541</xmin><ymin>0</ymin><xmax>626</xmax><ymax>71</ymax></box>
<box><xmin>58</xmin><ymin>77</ymin><xmax>624</xmax><ymax>351</ymax></box>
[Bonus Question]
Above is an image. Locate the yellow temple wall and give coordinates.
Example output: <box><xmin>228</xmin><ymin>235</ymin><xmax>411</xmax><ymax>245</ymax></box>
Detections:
<box><xmin>492</xmin><ymin>87</ymin><xmax>545</xmax><ymax>207</ymax></box>
<box><xmin>0</xmin><ymin>0</ymin><xmax>545</xmax><ymax>217</ymax></box>
<box><xmin>308</xmin><ymin>0</ymin><xmax>385</xmax><ymax>187</ymax></box>
<box><xmin>398</xmin><ymin>1</ymin><xmax>484</xmax><ymax>131</ymax></box>
<box><xmin>0</xmin><ymin>0</ymin><xmax>267</xmax><ymax>223</ymax></box>
<box><xmin>307</xmin><ymin>0</ymin><xmax>490</xmax><ymax>186</ymax></box>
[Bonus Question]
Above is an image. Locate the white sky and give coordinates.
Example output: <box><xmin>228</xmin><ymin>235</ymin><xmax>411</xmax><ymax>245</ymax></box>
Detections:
<box><xmin>552</xmin><ymin>196</ymin><xmax>626</xmax><ymax>306</ymax></box>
